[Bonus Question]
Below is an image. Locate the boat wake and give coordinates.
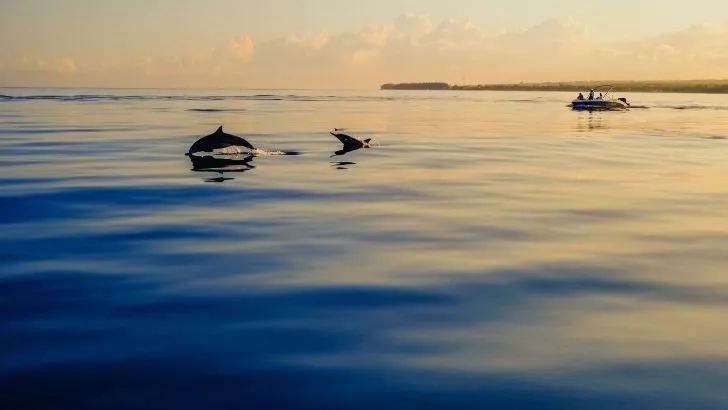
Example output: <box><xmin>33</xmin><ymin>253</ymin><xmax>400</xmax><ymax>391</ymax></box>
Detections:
<box><xmin>253</xmin><ymin>148</ymin><xmax>300</xmax><ymax>156</ymax></box>
<box><xmin>663</xmin><ymin>104</ymin><xmax>728</xmax><ymax>111</ymax></box>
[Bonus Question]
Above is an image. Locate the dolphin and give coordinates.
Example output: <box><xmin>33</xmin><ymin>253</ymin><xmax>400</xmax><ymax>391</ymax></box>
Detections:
<box><xmin>186</xmin><ymin>126</ymin><xmax>255</xmax><ymax>155</ymax></box>
<box><xmin>330</xmin><ymin>131</ymin><xmax>372</xmax><ymax>156</ymax></box>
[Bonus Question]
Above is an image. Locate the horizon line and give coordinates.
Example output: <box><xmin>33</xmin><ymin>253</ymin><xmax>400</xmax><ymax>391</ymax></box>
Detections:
<box><xmin>0</xmin><ymin>85</ymin><xmax>374</xmax><ymax>91</ymax></box>
<box><xmin>4</xmin><ymin>77</ymin><xmax>728</xmax><ymax>92</ymax></box>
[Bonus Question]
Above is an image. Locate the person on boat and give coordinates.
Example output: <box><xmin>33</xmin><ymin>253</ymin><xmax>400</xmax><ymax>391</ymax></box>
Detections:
<box><xmin>598</xmin><ymin>92</ymin><xmax>603</xmax><ymax>100</ymax></box>
<box><xmin>577</xmin><ymin>92</ymin><xmax>584</xmax><ymax>100</ymax></box>
<box><xmin>588</xmin><ymin>89</ymin><xmax>595</xmax><ymax>100</ymax></box>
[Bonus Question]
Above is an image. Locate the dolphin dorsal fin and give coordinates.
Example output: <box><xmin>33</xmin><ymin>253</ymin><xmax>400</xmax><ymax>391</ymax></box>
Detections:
<box><xmin>215</xmin><ymin>126</ymin><xmax>224</xmax><ymax>134</ymax></box>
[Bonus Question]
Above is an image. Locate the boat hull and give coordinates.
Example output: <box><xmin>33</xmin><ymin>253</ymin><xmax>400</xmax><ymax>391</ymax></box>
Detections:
<box><xmin>570</xmin><ymin>99</ymin><xmax>629</xmax><ymax>111</ymax></box>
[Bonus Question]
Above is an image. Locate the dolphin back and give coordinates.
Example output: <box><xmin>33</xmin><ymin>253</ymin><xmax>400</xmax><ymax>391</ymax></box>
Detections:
<box><xmin>330</xmin><ymin>132</ymin><xmax>362</xmax><ymax>147</ymax></box>
<box><xmin>188</xmin><ymin>126</ymin><xmax>255</xmax><ymax>154</ymax></box>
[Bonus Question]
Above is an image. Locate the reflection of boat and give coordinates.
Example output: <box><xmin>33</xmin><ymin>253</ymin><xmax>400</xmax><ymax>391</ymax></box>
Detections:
<box><xmin>569</xmin><ymin>85</ymin><xmax>630</xmax><ymax>111</ymax></box>
<box><xmin>575</xmin><ymin>112</ymin><xmax>607</xmax><ymax>132</ymax></box>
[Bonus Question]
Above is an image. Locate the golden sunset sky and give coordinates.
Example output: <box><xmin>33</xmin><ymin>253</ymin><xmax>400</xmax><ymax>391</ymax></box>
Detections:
<box><xmin>2</xmin><ymin>0</ymin><xmax>728</xmax><ymax>88</ymax></box>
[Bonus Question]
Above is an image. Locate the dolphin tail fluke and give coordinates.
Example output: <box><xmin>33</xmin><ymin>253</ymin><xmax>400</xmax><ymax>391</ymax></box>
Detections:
<box><xmin>364</xmin><ymin>138</ymin><xmax>371</xmax><ymax>144</ymax></box>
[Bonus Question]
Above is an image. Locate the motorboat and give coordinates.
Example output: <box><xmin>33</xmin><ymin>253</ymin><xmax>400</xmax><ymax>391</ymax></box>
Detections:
<box><xmin>570</xmin><ymin>85</ymin><xmax>630</xmax><ymax>111</ymax></box>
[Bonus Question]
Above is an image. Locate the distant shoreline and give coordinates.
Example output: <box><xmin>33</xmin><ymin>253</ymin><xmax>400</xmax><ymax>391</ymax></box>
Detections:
<box><xmin>380</xmin><ymin>80</ymin><xmax>728</xmax><ymax>94</ymax></box>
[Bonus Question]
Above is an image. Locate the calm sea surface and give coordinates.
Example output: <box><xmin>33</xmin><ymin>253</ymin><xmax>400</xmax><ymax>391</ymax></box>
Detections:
<box><xmin>2</xmin><ymin>88</ymin><xmax>728</xmax><ymax>409</ymax></box>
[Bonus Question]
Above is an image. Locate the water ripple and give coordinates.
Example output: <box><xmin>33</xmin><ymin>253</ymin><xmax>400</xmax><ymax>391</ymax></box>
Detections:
<box><xmin>2</xmin><ymin>87</ymin><xmax>728</xmax><ymax>409</ymax></box>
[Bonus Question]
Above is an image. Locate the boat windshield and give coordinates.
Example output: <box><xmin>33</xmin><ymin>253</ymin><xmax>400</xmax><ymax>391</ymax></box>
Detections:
<box><xmin>591</xmin><ymin>85</ymin><xmax>615</xmax><ymax>99</ymax></box>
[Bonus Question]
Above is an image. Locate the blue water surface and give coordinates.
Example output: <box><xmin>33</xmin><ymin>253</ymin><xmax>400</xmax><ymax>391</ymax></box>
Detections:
<box><xmin>2</xmin><ymin>88</ymin><xmax>728</xmax><ymax>409</ymax></box>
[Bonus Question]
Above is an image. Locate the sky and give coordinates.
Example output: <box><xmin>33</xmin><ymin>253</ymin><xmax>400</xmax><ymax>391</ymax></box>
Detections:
<box><xmin>2</xmin><ymin>0</ymin><xmax>728</xmax><ymax>88</ymax></box>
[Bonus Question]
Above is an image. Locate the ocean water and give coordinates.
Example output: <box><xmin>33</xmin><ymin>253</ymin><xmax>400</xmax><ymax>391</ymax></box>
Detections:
<box><xmin>2</xmin><ymin>87</ymin><xmax>728</xmax><ymax>409</ymax></box>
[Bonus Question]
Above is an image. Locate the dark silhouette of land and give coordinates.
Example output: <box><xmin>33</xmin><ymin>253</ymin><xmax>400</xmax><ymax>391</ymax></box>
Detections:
<box><xmin>381</xmin><ymin>80</ymin><xmax>728</xmax><ymax>94</ymax></box>
<box><xmin>381</xmin><ymin>82</ymin><xmax>452</xmax><ymax>90</ymax></box>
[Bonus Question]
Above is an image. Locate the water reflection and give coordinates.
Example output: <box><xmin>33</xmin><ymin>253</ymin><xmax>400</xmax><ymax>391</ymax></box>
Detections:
<box><xmin>187</xmin><ymin>153</ymin><xmax>255</xmax><ymax>182</ymax></box>
<box><xmin>331</xmin><ymin>160</ymin><xmax>357</xmax><ymax>170</ymax></box>
<box><xmin>203</xmin><ymin>175</ymin><xmax>236</xmax><ymax>183</ymax></box>
<box><xmin>575</xmin><ymin>113</ymin><xmax>606</xmax><ymax>132</ymax></box>
<box><xmin>331</xmin><ymin>146</ymin><xmax>366</xmax><ymax>157</ymax></box>
<box><xmin>4</xmin><ymin>88</ymin><xmax>728</xmax><ymax>410</ymax></box>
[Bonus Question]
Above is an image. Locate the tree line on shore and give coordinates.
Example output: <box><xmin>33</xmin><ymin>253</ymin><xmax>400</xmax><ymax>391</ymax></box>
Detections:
<box><xmin>380</xmin><ymin>80</ymin><xmax>728</xmax><ymax>94</ymax></box>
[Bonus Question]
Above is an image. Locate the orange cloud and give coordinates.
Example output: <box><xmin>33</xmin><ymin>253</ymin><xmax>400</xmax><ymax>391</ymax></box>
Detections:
<box><xmin>4</xmin><ymin>15</ymin><xmax>728</xmax><ymax>88</ymax></box>
<box><xmin>56</xmin><ymin>58</ymin><xmax>78</xmax><ymax>75</ymax></box>
<box><xmin>285</xmin><ymin>29</ymin><xmax>331</xmax><ymax>51</ymax></box>
<box><xmin>224</xmin><ymin>36</ymin><xmax>255</xmax><ymax>62</ymax></box>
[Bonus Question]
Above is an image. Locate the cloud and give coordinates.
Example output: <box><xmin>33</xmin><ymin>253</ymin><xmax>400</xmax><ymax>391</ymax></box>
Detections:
<box><xmin>56</xmin><ymin>58</ymin><xmax>78</xmax><ymax>75</ymax></box>
<box><xmin>358</xmin><ymin>23</ymin><xmax>395</xmax><ymax>47</ymax></box>
<box><xmin>390</xmin><ymin>12</ymin><xmax>434</xmax><ymax>44</ymax></box>
<box><xmin>421</xmin><ymin>18</ymin><xmax>489</xmax><ymax>50</ymax></box>
<box><xmin>286</xmin><ymin>29</ymin><xmax>331</xmax><ymax>51</ymax></box>
<box><xmin>243</xmin><ymin>16</ymin><xmax>728</xmax><ymax>87</ymax></box>
<box><xmin>223</xmin><ymin>36</ymin><xmax>255</xmax><ymax>63</ymax></box>
<box><xmin>4</xmin><ymin>15</ymin><xmax>728</xmax><ymax>88</ymax></box>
